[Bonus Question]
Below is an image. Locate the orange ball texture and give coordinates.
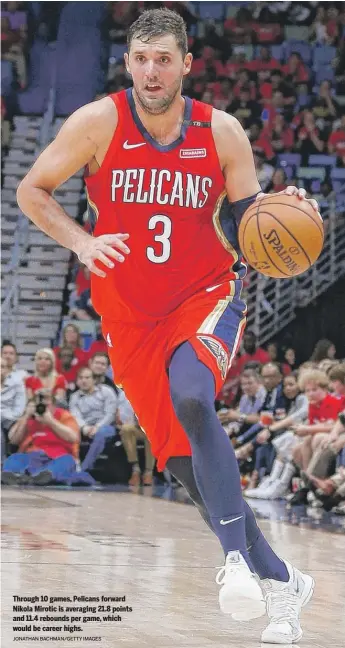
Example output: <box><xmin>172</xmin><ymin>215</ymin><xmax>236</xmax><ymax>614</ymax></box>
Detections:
<box><xmin>238</xmin><ymin>194</ymin><xmax>324</xmax><ymax>279</ymax></box>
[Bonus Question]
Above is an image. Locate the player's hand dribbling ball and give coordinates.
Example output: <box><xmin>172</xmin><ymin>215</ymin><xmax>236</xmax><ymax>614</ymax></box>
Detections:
<box><xmin>238</xmin><ymin>193</ymin><xmax>324</xmax><ymax>279</ymax></box>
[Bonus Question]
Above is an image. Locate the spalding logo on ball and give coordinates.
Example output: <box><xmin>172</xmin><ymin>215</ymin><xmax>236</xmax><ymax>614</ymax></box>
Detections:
<box><xmin>238</xmin><ymin>194</ymin><xmax>324</xmax><ymax>279</ymax></box>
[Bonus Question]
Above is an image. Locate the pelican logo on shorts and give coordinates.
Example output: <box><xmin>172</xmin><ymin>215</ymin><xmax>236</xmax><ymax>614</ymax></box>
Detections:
<box><xmin>180</xmin><ymin>148</ymin><xmax>207</xmax><ymax>159</ymax></box>
<box><xmin>197</xmin><ymin>336</ymin><xmax>229</xmax><ymax>379</ymax></box>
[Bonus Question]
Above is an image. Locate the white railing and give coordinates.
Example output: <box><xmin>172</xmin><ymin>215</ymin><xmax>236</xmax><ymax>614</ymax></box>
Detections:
<box><xmin>246</xmin><ymin>204</ymin><xmax>345</xmax><ymax>345</ymax></box>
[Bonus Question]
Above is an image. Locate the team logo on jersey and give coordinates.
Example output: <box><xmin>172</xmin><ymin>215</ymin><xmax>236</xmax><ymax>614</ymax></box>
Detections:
<box><xmin>180</xmin><ymin>148</ymin><xmax>207</xmax><ymax>159</ymax></box>
<box><xmin>197</xmin><ymin>336</ymin><xmax>229</xmax><ymax>379</ymax></box>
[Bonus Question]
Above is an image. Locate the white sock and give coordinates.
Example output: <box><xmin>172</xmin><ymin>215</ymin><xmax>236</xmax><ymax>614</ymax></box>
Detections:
<box><xmin>279</xmin><ymin>462</ymin><xmax>296</xmax><ymax>486</ymax></box>
<box><xmin>269</xmin><ymin>459</ymin><xmax>284</xmax><ymax>482</ymax></box>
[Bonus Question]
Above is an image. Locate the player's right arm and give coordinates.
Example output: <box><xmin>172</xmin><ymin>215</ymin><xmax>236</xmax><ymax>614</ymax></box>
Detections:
<box><xmin>17</xmin><ymin>98</ymin><xmax>130</xmax><ymax>278</ymax></box>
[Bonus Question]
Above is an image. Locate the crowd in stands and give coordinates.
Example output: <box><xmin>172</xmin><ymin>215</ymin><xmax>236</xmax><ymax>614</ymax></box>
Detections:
<box><xmin>1</xmin><ymin>329</ymin><xmax>345</xmax><ymax>516</ymax></box>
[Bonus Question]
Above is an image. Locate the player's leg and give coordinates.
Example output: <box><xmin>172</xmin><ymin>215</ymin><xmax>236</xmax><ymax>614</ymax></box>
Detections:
<box><xmin>169</xmin><ymin>341</ymin><xmax>266</xmax><ymax>618</ymax></box>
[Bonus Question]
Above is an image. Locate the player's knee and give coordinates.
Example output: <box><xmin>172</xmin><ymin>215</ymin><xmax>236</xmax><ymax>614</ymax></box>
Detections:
<box><xmin>170</xmin><ymin>389</ymin><xmax>210</xmax><ymax>437</ymax></box>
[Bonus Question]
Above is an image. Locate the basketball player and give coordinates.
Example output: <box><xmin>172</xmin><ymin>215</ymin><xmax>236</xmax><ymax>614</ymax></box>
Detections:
<box><xmin>17</xmin><ymin>9</ymin><xmax>318</xmax><ymax>644</ymax></box>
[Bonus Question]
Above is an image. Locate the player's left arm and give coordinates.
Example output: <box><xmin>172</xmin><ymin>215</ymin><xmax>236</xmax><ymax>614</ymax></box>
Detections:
<box><xmin>212</xmin><ymin>110</ymin><xmax>319</xmax><ymax>220</ymax></box>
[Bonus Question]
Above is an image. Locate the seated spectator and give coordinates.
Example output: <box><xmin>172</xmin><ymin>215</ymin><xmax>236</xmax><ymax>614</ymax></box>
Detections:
<box><xmin>57</xmin><ymin>345</ymin><xmax>81</xmax><ymax>398</ymax></box>
<box><xmin>69</xmin><ymin>367</ymin><xmax>118</xmax><ymax>474</ymax></box>
<box><xmin>54</xmin><ymin>323</ymin><xmax>88</xmax><ymax>368</ymax></box>
<box><xmin>267</xmin><ymin>114</ymin><xmax>295</xmax><ymax>154</ymax></box>
<box><xmin>71</xmin><ymin>288</ymin><xmax>100</xmax><ymax>321</ymax></box>
<box><xmin>86</xmin><ymin>322</ymin><xmax>108</xmax><ymax>360</ymax></box>
<box><xmin>226</xmin><ymin>85</ymin><xmax>261</xmax><ymax>129</ymax></box>
<box><xmin>1</xmin><ymin>14</ymin><xmax>27</xmax><ymax>88</ymax></box>
<box><xmin>218</xmin><ymin>369</ymin><xmax>266</xmax><ymax>435</ymax></box>
<box><xmin>328</xmin><ymin>114</ymin><xmax>345</xmax><ymax>164</ymax></box>
<box><xmin>329</xmin><ymin>364</ymin><xmax>345</xmax><ymax>406</ymax></box>
<box><xmin>247</xmin><ymin>46</ymin><xmax>281</xmax><ymax>80</ymax></box>
<box><xmin>266</xmin><ymin>341</ymin><xmax>291</xmax><ymax>375</ymax></box>
<box><xmin>295</xmin><ymin>110</ymin><xmax>326</xmax><ymax>164</ymax></box>
<box><xmin>303</xmin><ymin>412</ymin><xmax>345</xmax><ymax>513</ymax></box>
<box><xmin>310</xmin><ymin>338</ymin><xmax>337</xmax><ymax>363</ymax></box>
<box><xmin>2</xmin><ymin>389</ymin><xmax>79</xmax><ymax>486</ymax></box>
<box><xmin>266</xmin><ymin>168</ymin><xmax>288</xmax><ymax>194</ymax></box>
<box><xmin>118</xmin><ymin>399</ymin><xmax>155</xmax><ymax>486</ymax></box>
<box><xmin>1</xmin><ymin>357</ymin><xmax>26</xmax><ymax>461</ymax></box>
<box><xmin>89</xmin><ymin>352</ymin><xmax>117</xmax><ymax>393</ymax></box>
<box><xmin>284</xmin><ymin>347</ymin><xmax>298</xmax><ymax>372</ymax></box>
<box><xmin>220</xmin><ymin>330</ymin><xmax>270</xmax><ymax>405</ymax></box>
<box><xmin>1</xmin><ymin>340</ymin><xmax>27</xmax><ymax>381</ymax></box>
<box><xmin>233</xmin><ymin>69</ymin><xmax>257</xmax><ymax>101</ymax></box>
<box><xmin>245</xmin><ymin>372</ymin><xmax>309</xmax><ymax>499</ymax></box>
<box><xmin>283</xmin><ymin>53</ymin><xmax>309</xmax><ymax>85</ymax></box>
<box><xmin>310</xmin><ymin>80</ymin><xmax>339</xmax><ymax>131</ymax></box>
<box><xmin>224</xmin><ymin>7</ymin><xmax>255</xmax><ymax>45</ymax></box>
<box><xmin>253</xmin><ymin>150</ymin><xmax>274</xmax><ymax>191</ymax></box>
<box><xmin>26</xmin><ymin>348</ymin><xmax>67</xmax><ymax>404</ymax></box>
<box><xmin>289</xmin><ymin>369</ymin><xmax>344</xmax><ymax>504</ymax></box>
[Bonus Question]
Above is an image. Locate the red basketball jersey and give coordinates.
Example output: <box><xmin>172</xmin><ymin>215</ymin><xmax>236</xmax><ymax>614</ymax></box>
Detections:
<box><xmin>85</xmin><ymin>89</ymin><xmax>246</xmax><ymax>322</ymax></box>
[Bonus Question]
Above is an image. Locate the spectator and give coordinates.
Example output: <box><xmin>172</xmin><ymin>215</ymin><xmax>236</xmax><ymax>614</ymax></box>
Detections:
<box><xmin>253</xmin><ymin>150</ymin><xmax>274</xmax><ymax>191</ymax></box>
<box><xmin>310</xmin><ymin>80</ymin><xmax>339</xmax><ymax>131</ymax></box>
<box><xmin>89</xmin><ymin>352</ymin><xmax>117</xmax><ymax>393</ymax></box>
<box><xmin>2</xmin><ymin>388</ymin><xmax>79</xmax><ymax>486</ymax></box>
<box><xmin>268</xmin><ymin>114</ymin><xmax>295</xmax><ymax>154</ymax></box>
<box><xmin>1</xmin><ymin>357</ymin><xmax>26</xmax><ymax>461</ymax></box>
<box><xmin>266</xmin><ymin>341</ymin><xmax>291</xmax><ymax>375</ymax></box>
<box><xmin>54</xmin><ymin>323</ymin><xmax>88</xmax><ymax>367</ymax></box>
<box><xmin>25</xmin><ymin>348</ymin><xmax>67</xmax><ymax>403</ymax></box>
<box><xmin>71</xmin><ymin>288</ymin><xmax>100</xmax><ymax>320</ymax></box>
<box><xmin>246</xmin><ymin>372</ymin><xmax>309</xmax><ymax>499</ymax></box>
<box><xmin>1</xmin><ymin>340</ymin><xmax>27</xmax><ymax>381</ymax></box>
<box><xmin>86</xmin><ymin>322</ymin><xmax>108</xmax><ymax>359</ymax></box>
<box><xmin>247</xmin><ymin>46</ymin><xmax>281</xmax><ymax>80</ymax></box>
<box><xmin>218</xmin><ymin>369</ymin><xmax>266</xmax><ymax>434</ymax></box>
<box><xmin>289</xmin><ymin>369</ymin><xmax>344</xmax><ymax>504</ymax></box>
<box><xmin>119</xmin><ymin>406</ymin><xmax>155</xmax><ymax>486</ymax></box>
<box><xmin>69</xmin><ymin>367</ymin><xmax>118</xmax><ymax>474</ymax></box>
<box><xmin>1</xmin><ymin>14</ymin><xmax>27</xmax><ymax>88</ymax></box>
<box><xmin>310</xmin><ymin>338</ymin><xmax>337</xmax><ymax>363</ymax></box>
<box><xmin>283</xmin><ymin>52</ymin><xmax>309</xmax><ymax>85</ymax></box>
<box><xmin>295</xmin><ymin>110</ymin><xmax>326</xmax><ymax>163</ymax></box>
<box><xmin>328</xmin><ymin>114</ymin><xmax>345</xmax><ymax>164</ymax></box>
<box><xmin>329</xmin><ymin>364</ymin><xmax>345</xmax><ymax>406</ymax></box>
<box><xmin>266</xmin><ymin>168</ymin><xmax>288</xmax><ymax>194</ymax></box>
<box><xmin>284</xmin><ymin>347</ymin><xmax>298</xmax><ymax>372</ymax></box>
<box><xmin>238</xmin><ymin>330</ymin><xmax>271</xmax><ymax>373</ymax></box>
<box><xmin>56</xmin><ymin>345</ymin><xmax>80</xmax><ymax>398</ymax></box>
<box><xmin>226</xmin><ymin>85</ymin><xmax>261</xmax><ymax>129</ymax></box>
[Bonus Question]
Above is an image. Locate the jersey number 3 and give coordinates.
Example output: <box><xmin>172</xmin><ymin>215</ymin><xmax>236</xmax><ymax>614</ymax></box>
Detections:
<box><xmin>146</xmin><ymin>215</ymin><xmax>172</xmax><ymax>264</ymax></box>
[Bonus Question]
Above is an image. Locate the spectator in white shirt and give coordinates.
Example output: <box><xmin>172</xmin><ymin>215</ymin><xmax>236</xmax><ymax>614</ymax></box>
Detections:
<box><xmin>1</xmin><ymin>357</ymin><xmax>26</xmax><ymax>460</ymax></box>
<box><xmin>1</xmin><ymin>340</ymin><xmax>27</xmax><ymax>381</ymax></box>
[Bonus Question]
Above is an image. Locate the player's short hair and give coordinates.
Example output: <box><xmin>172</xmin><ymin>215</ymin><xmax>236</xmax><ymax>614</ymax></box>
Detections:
<box><xmin>127</xmin><ymin>8</ymin><xmax>188</xmax><ymax>58</ymax></box>
<box><xmin>298</xmin><ymin>369</ymin><xmax>329</xmax><ymax>392</ymax></box>
<box><xmin>328</xmin><ymin>363</ymin><xmax>345</xmax><ymax>385</ymax></box>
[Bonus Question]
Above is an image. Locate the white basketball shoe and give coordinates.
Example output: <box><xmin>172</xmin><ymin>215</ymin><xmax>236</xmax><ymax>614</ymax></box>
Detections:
<box><xmin>261</xmin><ymin>560</ymin><xmax>314</xmax><ymax>644</ymax></box>
<box><xmin>216</xmin><ymin>551</ymin><xmax>265</xmax><ymax>620</ymax></box>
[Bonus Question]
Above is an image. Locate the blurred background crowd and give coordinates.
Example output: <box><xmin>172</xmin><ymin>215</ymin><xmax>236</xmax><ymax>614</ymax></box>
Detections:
<box><xmin>1</xmin><ymin>2</ymin><xmax>345</xmax><ymax>519</ymax></box>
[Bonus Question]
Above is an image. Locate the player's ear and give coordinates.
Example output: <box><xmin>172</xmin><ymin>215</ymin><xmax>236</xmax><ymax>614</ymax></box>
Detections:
<box><xmin>124</xmin><ymin>52</ymin><xmax>131</xmax><ymax>75</ymax></box>
<box><xmin>183</xmin><ymin>53</ymin><xmax>193</xmax><ymax>77</ymax></box>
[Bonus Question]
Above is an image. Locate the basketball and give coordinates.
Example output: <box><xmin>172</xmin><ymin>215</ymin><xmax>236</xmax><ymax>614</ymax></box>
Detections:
<box><xmin>238</xmin><ymin>194</ymin><xmax>324</xmax><ymax>279</ymax></box>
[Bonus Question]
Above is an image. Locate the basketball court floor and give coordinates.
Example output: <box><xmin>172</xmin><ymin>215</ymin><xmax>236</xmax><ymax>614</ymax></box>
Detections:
<box><xmin>2</xmin><ymin>484</ymin><xmax>345</xmax><ymax>648</ymax></box>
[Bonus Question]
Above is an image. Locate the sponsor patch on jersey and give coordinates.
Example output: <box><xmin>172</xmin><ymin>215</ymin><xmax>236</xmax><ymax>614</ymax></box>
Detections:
<box><xmin>197</xmin><ymin>335</ymin><xmax>229</xmax><ymax>380</ymax></box>
<box><xmin>180</xmin><ymin>148</ymin><xmax>207</xmax><ymax>159</ymax></box>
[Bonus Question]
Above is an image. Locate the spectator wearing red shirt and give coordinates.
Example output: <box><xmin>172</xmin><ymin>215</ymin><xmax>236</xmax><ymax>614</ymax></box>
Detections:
<box><xmin>247</xmin><ymin>46</ymin><xmax>281</xmax><ymax>80</ymax></box>
<box><xmin>289</xmin><ymin>369</ymin><xmax>344</xmax><ymax>504</ymax></box>
<box><xmin>56</xmin><ymin>345</ymin><xmax>83</xmax><ymax>396</ymax></box>
<box><xmin>266</xmin><ymin>168</ymin><xmax>288</xmax><ymax>194</ymax></box>
<box><xmin>219</xmin><ymin>330</ymin><xmax>270</xmax><ymax>405</ymax></box>
<box><xmin>266</xmin><ymin>114</ymin><xmax>295</xmax><ymax>154</ymax></box>
<box><xmin>25</xmin><ymin>348</ymin><xmax>67</xmax><ymax>403</ymax></box>
<box><xmin>75</xmin><ymin>264</ymin><xmax>91</xmax><ymax>297</ymax></box>
<box><xmin>328</xmin><ymin>115</ymin><xmax>345</xmax><ymax>163</ymax></box>
<box><xmin>233</xmin><ymin>69</ymin><xmax>256</xmax><ymax>101</ymax></box>
<box><xmin>2</xmin><ymin>389</ymin><xmax>79</xmax><ymax>486</ymax></box>
<box><xmin>283</xmin><ymin>53</ymin><xmax>309</xmax><ymax>85</ymax></box>
<box><xmin>54</xmin><ymin>323</ymin><xmax>88</xmax><ymax>368</ymax></box>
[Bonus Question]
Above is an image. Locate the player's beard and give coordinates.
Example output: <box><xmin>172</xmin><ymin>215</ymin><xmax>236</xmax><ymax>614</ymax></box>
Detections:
<box><xmin>134</xmin><ymin>76</ymin><xmax>182</xmax><ymax>115</ymax></box>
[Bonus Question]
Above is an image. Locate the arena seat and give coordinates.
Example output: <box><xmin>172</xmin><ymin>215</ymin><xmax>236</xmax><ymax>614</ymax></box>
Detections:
<box><xmin>308</xmin><ymin>155</ymin><xmax>337</xmax><ymax>168</ymax></box>
<box><xmin>297</xmin><ymin>167</ymin><xmax>326</xmax><ymax>182</ymax></box>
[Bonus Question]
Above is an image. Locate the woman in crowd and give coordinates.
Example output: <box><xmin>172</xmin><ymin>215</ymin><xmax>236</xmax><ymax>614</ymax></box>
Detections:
<box><xmin>311</xmin><ymin>338</ymin><xmax>337</xmax><ymax>363</ymax></box>
<box><xmin>25</xmin><ymin>348</ymin><xmax>67</xmax><ymax>403</ymax></box>
<box><xmin>54</xmin><ymin>323</ymin><xmax>88</xmax><ymax>370</ymax></box>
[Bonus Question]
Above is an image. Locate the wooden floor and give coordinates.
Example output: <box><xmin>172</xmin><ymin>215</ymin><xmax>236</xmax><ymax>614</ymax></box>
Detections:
<box><xmin>2</xmin><ymin>486</ymin><xmax>345</xmax><ymax>648</ymax></box>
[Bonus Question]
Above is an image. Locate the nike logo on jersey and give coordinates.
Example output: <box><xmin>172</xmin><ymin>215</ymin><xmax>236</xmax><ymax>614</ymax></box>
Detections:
<box><xmin>220</xmin><ymin>516</ymin><xmax>243</xmax><ymax>525</ymax></box>
<box><xmin>206</xmin><ymin>283</ymin><xmax>223</xmax><ymax>292</ymax></box>
<box><xmin>123</xmin><ymin>140</ymin><xmax>146</xmax><ymax>149</ymax></box>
